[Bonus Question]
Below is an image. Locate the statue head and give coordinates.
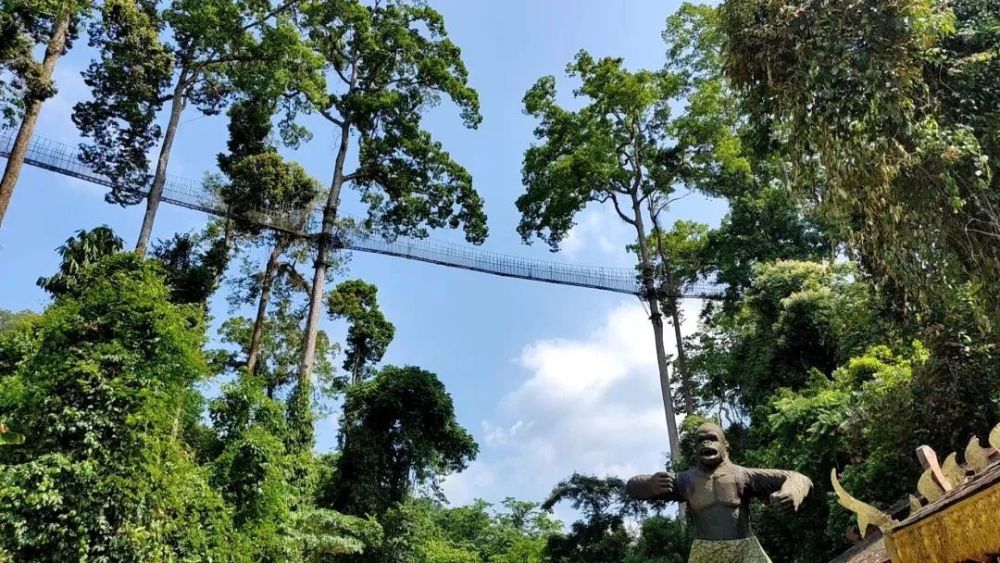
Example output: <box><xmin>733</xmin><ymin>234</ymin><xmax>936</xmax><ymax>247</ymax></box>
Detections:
<box><xmin>694</xmin><ymin>422</ymin><xmax>729</xmax><ymax>469</ymax></box>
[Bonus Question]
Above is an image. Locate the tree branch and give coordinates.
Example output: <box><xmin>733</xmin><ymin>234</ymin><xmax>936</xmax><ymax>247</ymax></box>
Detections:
<box><xmin>342</xmin><ymin>169</ymin><xmax>365</xmax><ymax>183</ymax></box>
<box><xmin>333</xmin><ymin>65</ymin><xmax>352</xmax><ymax>86</ymax></box>
<box><xmin>242</xmin><ymin>0</ymin><xmax>305</xmax><ymax>32</ymax></box>
<box><xmin>317</xmin><ymin>107</ymin><xmax>345</xmax><ymax>127</ymax></box>
<box><xmin>607</xmin><ymin>192</ymin><xmax>637</xmax><ymax>226</ymax></box>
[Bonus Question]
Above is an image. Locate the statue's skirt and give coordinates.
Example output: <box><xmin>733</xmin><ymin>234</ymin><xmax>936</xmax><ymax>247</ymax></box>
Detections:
<box><xmin>688</xmin><ymin>536</ymin><xmax>772</xmax><ymax>563</ymax></box>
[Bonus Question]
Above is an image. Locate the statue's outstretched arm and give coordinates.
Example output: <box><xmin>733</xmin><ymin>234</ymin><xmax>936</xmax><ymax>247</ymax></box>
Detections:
<box><xmin>746</xmin><ymin>468</ymin><xmax>812</xmax><ymax>510</ymax></box>
<box><xmin>625</xmin><ymin>472</ymin><xmax>684</xmax><ymax>503</ymax></box>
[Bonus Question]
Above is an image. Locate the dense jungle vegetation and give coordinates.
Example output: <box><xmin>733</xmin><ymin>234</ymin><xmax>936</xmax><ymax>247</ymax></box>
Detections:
<box><xmin>1</xmin><ymin>0</ymin><xmax>997</xmax><ymax>561</ymax></box>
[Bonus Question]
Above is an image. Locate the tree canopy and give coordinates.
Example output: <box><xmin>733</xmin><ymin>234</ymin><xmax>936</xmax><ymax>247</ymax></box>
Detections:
<box><xmin>1</xmin><ymin>2</ymin><xmax>999</xmax><ymax>562</ymax></box>
<box><xmin>322</xmin><ymin>365</ymin><xmax>478</xmax><ymax>518</ymax></box>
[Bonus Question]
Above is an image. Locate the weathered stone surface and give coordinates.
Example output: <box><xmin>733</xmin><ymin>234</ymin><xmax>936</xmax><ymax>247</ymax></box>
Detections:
<box><xmin>626</xmin><ymin>423</ymin><xmax>812</xmax><ymax>561</ymax></box>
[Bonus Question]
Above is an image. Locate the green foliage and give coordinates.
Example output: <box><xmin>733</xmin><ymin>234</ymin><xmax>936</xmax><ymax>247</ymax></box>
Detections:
<box><xmin>217</xmin><ymin>98</ymin><xmax>310</xmax><ymax>254</ymax></box>
<box><xmin>0</xmin><ymin>309</ymin><xmax>40</xmax><ymax>377</ymax></box>
<box><xmin>0</xmin><ymin>253</ymin><xmax>241</xmax><ymax>561</ymax></box>
<box><xmin>327</xmin><ymin>279</ymin><xmax>396</xmax><ymax>386</ymax></box>
<box><xmin>209</xmin><ymin>374</ymin><xmax>301</xmax><ymax>562</ymax></box>
<box><xmin>322</xmin><ymin>365</ymin><xmax>478</xmax><ymax>518</ymax></box>
<box><xmin>300</xmin><ymin>0</ymin><xmax>489</xmax><ymax>243</ymax></box>
<box><xmin>623</xmin><ymin>516</ymin><xmax>691</xmax><ymax>563</ymax></box>
<box><xmin>541</xmin><ymin>474</ymin><xmax>648</xmax><ymax>563</ymax></box>
<box><xmin>74</xmin><ymin>0</ymin><xmax>324</xmax><ymax>207</ymax></box>
<box><xmin>73</xmin><ymin>0</ymin><xmax>173</xmax><ymax>202</ymax></box>
<box><xmin>518</xmin><ymin>51</ymin><xmax>681</xmax><ymax>249</ymax></box>
<box><xmin>0</xmin><ymin>3</ymin><xmax>42</xmax><ymax>126</ymax></box>
<box><xmin>747</xmin><ymin>344</ymin><xmax>933</xmax><ymax>560</ymax></box>
<box><xmin>721</xmin><ymin>0</ymin><xmax>1000</xmax><ymax>320</ymax></box>
<box><xmin>218</xmin><ymin>298</ymin><xmax>337</xmax><ymax>399</ymax></box>
<box><xmin>637</xmin><ymin>220</ymin><xmax>709</xmax><ymax>328</ymax></box>
<box><xmin>151</xmin><ymin>227</ymin><xmax>230</xmax><ymax>305</ymax></box>
<box><xmin>293</xmin><ymin>507</ymin><xmax>383</xmax><ymax>561</ymax></box>
<box><xmin>35</xmin><ymin>225</ymin><xmax>124</xmax><ymax>296</ymax></box>
<box><xmin>517</xmin><ymin>11</ymin><xmax>752</xmax><ymax>249</ymax></box>
<box><xmin>683</xmin><ymin>261</ymin><xmax>893</xmax><ymax>558</ymax></box>
<box><xmin>227</xmin><ymin>152</ymin><xmax>320</xmax><ymax>216</ymax></box>
<box><xmin>686</xmin><ymin>257</ymin><xmax>999</xmax><ymax>559</ymax></box>
<box><xmin>353</xmin><ymin>497</ymin><xmax>557</xmax><ymax>563</ymax></box>
<box><xmin>661</xmin><ymin>3</ymin><xmax>835</xmax><ymax>303</ymax></box>
<box><xmin>690</xmin><ymin>260</ymin><xmax>882</xmax><ymax>419</ymax></box>
<box><xmin>705</xmin><ymin>182</ymin><xmax>833</xmax><ymax>302</ymax></box>
<box><xmin>0</xmin><ymin>0</ymin><xmax>89</xmax><ymax>124</ymax></box>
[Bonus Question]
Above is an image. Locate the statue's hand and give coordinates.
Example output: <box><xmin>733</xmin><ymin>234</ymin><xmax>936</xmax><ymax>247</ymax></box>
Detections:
<box><xmin>650</xmin><ymin>472</ymin><xmax>676</xmax><ymax>496</ymax></box>
<box><xmin>769</xmin><ymin>490</ymin><xmax>797</xmax><ymax>512</ymax></box>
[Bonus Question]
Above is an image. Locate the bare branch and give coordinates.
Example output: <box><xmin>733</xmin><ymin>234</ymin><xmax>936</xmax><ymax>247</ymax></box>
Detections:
<box><xmin>333</xmin><ymin>65</ymin><xmax>351</xmax><ymax>85</ymax></box>
<box><xmin>607</xmin><ymin>192</ymin><xmax>637</xmax><ymax>226</ymax></box>
<box><xmin>317</xmin><ymin>107</ymin><xmax>345</xmax><ymax>127</ymax></box>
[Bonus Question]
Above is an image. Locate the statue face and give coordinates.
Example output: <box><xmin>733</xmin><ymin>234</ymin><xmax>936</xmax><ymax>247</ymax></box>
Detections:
<box><xmin>695</xmin><ymin>423</ymin><xmax>728</xmax><ymax>468</ymax></box>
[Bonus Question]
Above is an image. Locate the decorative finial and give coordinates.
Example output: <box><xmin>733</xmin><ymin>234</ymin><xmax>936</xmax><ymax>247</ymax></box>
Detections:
<box><xmin>830</xmin><ymin>469</ymin><xmax>895</xmax><ymax>538</ymax></box>
<box><xmin>916</xmin><ymin>445</ymin><xmax>952</xmax><ymax>492</ymax></box>
<box><xmin>941</xmin><ymin>452</ymin><xmax>965</xmax><ymax>488</ymax></box>
<box><xmin>917</xmin><ymin>470</ymin><xmax>945</xmax><ymax>502</ymax></box>
<box><xmin>965</xmin><ymin>436</ymin><xmax>990</xmax><ymax>473</ymax></box>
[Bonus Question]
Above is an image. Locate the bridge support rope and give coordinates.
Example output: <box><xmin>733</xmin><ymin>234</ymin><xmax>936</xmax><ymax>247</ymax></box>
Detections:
<box><xmin>1</xmin><ymin>130</ymin><xmax>725</xmax><ymax>300</ymax></box>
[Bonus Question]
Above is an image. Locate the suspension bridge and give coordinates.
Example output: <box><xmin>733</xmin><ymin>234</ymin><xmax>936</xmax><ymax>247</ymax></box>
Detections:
<box><xmin>1</xmin><ymin>130</ymin><xmax>725</xmax><ymax>299</ymax></box>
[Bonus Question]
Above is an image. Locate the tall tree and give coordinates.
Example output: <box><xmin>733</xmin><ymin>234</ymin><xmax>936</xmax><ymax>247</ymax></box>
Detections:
<box><xmin>292</xmin><ymin>0</ymin><xmax>489</xmax><ymax>451</ymax></box>
<box><xmin>0</xmin><ymin>0</ymin><xmax>89</xmax><ymax>229</ymax></box>
<box><xmin>73</xmin><ymin>0</ymin><xmax>324</xmax><ymax>253</ymax></box>
<box><xmin>321</xmin><ymin>365</ymin><xmax>478</xmax><ymax>518</ymax></box>
<box><xmin>215</xmin><ymin>96</ymin><xmax>322</xmax><ymax>376</ymax></box>
<box><xmin>217</xmin><ymin>297</ymin><xmax>336</xmax><ymax>400</ymax></box>
<box><xmin>327</xmin><ymin>279</ymin><xmax>395</xmax><ymax>386</ymax></box>
<box><xmin>516</xmin><ymin>50</ymin><xmax>747</xmax><ymax>463</ymax></box>
<box><xmin>663</xmin><ymin>3</ymin><xmax>833</xmax><ymax>306</ymax></box>
<box><xmin>635</xmin><ymin>220</ymin><xmax>709</xmax><ymax>414</ymax></box>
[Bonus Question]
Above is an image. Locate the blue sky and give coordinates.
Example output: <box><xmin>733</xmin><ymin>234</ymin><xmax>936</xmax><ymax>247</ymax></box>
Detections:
<box><xmin>0</xmin><ymin>0</ymin><xmax>726</xmax><ymax>515</ymax></box>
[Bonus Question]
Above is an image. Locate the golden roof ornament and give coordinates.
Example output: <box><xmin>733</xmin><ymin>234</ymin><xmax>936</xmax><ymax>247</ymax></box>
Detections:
<box><xmin>940</xmin><ymin>452</ymin><xmax>965</xmax><ymax>488</ymax></box>
<box><xmin>916</xmin><ymin>470</ymin><xmax>944</xmax><ymax>503</ymax></box>
<box><xmin>964</xmin><ymin>435</ymin><xmax>990</xmax><ymax>473</ymax></box>
<box><xmin>830</xmin><ymin>469</ymin><xmax>896</xmax><ymax>538</ymax></box>
<box><xmin>831</xmin><ymin>423</ymin><xmax>1000</xmax><ymax>562</ymax></box>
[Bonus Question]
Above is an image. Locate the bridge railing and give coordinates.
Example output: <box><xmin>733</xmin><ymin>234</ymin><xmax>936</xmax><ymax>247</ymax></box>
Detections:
<box><xmin>2</xmin><ymin>129</ymin><xmax>726</xmax><ymax>299</ymax></box>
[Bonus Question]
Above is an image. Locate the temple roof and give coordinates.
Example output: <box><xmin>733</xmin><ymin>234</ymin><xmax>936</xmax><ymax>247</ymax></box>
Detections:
<box><xmin>829</xmin><ymin>426</ymin><xmax>1000</xmax><ymax>562</ymax></box>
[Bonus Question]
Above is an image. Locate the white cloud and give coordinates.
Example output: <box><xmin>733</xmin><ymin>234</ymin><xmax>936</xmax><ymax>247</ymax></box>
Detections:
<box><xmin>559</xmin><ymin>209</ymin><xmax>633</xmax><ymax>263</ymax></box>
<box><xmin>440</xmin><ymin>463</ymin><xmax>498</xmax><ymax>506</ymax></box>
<box><xmin>443</xmin><ymin>299</ymin><xmax>701</xmax><ymax>509</ymax></box>
<box><xmin>482</xmin><ymin>420</ymin><xmax>532</xmax><ymax>446</ymax></box>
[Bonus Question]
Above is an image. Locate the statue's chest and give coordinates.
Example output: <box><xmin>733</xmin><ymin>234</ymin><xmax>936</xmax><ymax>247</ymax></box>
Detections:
<box><xmin>688</xmin><ymin>471</ymin><xmax>742</xmax><ymax>510</ymax></box>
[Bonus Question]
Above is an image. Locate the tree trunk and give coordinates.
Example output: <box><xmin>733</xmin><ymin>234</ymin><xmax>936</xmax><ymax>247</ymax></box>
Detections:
<box><xmin>670</xmin><ymin>301</ymin><xmax>695</xmax><ymax>415</ymax></box>
<box><xmin>646</xmin><ymin>206</ymin><xmax>696</xmax><ymax>416</ymax></box>
<box><xmin>135</xmin><ymin>69</ymin><xmax>189</xmax><ymax>254</ymax></box>
<box><xmin>294</xmin><ymin>121</ymin><xmax>351</xmax><ymax>448</ymax></box>
<box><xmin>246</xmin><ymin>236</ymin><xmax>288</xmax><ymax>375</ymax></box>
<box><xmin>351</xmin><ymin>353</ymin><xmax>362</xmax><ymax>386</ymax></box>
<box><xmin>0</xmin><ymin>10</ymin><xmax>72</xmax><ymax>229</ymax></box>
<box><xmin>631</xmin><ymin>200</ymin><xmax>682</xmax><ymax>465</ymax></box>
